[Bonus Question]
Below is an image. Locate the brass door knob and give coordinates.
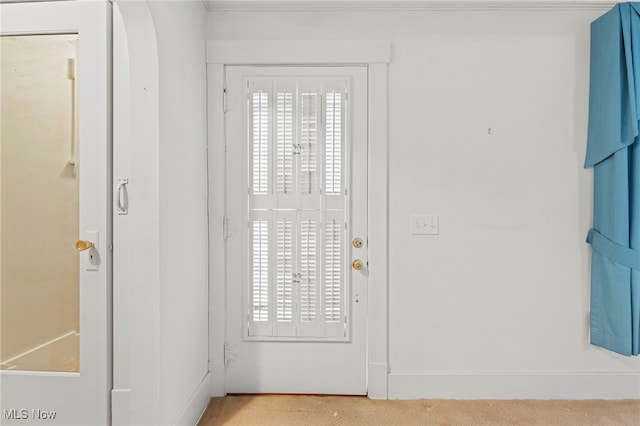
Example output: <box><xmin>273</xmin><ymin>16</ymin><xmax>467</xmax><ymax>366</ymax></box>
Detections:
<box><xmin>75</xmin><ymin>240</ymin><xmax>94</xmax><ymax>251</ymax></box>
<box><xmin>352</xmin><ymin>259</ymin><xmax>364</xmax><ymax>271</ymax></box>
<box><xmin>352</xmin><ymin>238</ymin><xmax>363</xmax><ymax>248</ymax></box>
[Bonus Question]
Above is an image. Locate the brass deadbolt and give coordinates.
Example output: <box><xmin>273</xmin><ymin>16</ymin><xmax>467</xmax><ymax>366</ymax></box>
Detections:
<box><xmin>352</xmin><ymin>237</ymin><xmax>364</xmax><ymax>249</ymax></box>
<box><xmin>352</xmin><ymin>259</ymin><xmax>364</xmax><ymax>271</ymax></box>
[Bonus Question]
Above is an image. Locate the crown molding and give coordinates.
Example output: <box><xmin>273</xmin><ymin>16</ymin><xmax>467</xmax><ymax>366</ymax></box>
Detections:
<box><xmin>205</xmin><ymin>1</ymin><xmax>616</xmax><ymax>12</ymax></box>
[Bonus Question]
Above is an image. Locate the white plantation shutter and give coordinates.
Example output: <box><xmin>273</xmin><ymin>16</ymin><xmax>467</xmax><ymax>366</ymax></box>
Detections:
<box><xmin>324</xmin><ymin>216</ymin><xmax>342</xmax><ymax>322</ymax></box>
<box><xmin>250</xmin><ymin>88</ymin><xmax>270</xmax><ymax>195</ymax></box>
<box><xmin>276</xmin><ymin>217</ymin><xmax>293</xmax><ymax>322</ymax></box>
<box><xmin>325</xmin><ymin>91</ymin><xmax>343</xmax><ymax>194</ymax></box>
<box><xmin>276</xmin><ymin>89</ymin><xmax>294</xmax><ymax>194</ymax></box>
<box><xmin>250</xmin><ymin>219</ymin><xmax>269</xmax><ymax>322</ymax></box>
<box><xmin>299</xmin><ymin>217</ymin><xmax>318</xmax><ymax>322</ymax></box>
<box><xmin>300</xmin><ymin>91</ymin><xmax>319</xmax><ymax>195</ymax></box>
<box><xmin>247</xmin><ymin>78</ymin><xmax>349</xmax><ymax>339</ymax></box>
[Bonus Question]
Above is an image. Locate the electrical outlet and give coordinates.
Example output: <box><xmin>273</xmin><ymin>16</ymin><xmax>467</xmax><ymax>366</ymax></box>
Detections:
<box><xmin>410</xmin><ymin>214</ymin><xmax>439</xmax><ymax>235</ymax></box>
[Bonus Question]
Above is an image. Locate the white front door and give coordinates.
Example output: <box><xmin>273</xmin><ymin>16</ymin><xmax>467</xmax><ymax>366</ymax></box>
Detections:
<box><xmin>224</xmin><ymin>66</ymin><xmax>368</xmax><ymax>394</ymax></box>
<box><xmin>0</xmin><ymin>2</ymin><xmax>111</xmax><ymax>425</ymax></box>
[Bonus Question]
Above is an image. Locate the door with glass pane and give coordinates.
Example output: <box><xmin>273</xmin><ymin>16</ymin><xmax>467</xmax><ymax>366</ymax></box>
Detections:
<box><xmin>0</xmin><ymin>2</ymin><xmax>111</xmax><ymax>424</ymax></box>
<box><xmin>225</xmin><ymin>66</ymin><xmax>367</xmax><ymax>394</ymax></box>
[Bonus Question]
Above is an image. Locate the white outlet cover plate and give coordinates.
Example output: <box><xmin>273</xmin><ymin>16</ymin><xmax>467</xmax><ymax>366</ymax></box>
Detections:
<box><xmin>411</xmin><ymin>214</ymin><xmax>439</xmax><ymax>235</ymax></box>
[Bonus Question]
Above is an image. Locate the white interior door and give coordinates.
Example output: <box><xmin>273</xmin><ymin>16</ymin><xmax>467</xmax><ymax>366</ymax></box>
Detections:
<box><xmin>0</xmin><ymin>2</ymin><xmax>111</xmax><ymax>424</ymax></box>
<box><xmin>224</xmin><ymin>66</ymin><xmax>368</xmax><ymax>394</ymax></box>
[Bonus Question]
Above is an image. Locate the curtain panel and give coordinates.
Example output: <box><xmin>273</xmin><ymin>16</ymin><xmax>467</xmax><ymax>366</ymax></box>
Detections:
<box><xmin>586</xmin><ymin>2</ymin><xmax>640</xmax><ymax>356</ymax></box>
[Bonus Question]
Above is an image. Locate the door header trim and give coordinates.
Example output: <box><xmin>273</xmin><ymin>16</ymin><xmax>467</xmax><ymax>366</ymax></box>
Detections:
<box><xmin>206</xmin><ymin>40</ymin><xmax>391</xmax><ymax>64</ymax></box>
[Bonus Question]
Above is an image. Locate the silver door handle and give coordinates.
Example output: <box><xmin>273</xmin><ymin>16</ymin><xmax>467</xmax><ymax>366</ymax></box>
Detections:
<box><xmin>116</xmin><ymin>178</ymin><xmax>128</xmax><ymax>215</ymax></box>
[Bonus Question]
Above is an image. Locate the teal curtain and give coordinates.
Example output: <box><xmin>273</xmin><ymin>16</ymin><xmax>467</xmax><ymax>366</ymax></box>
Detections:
<box><xmin>586</xmin><ymin>2</ymin><xmax>640</xmax><ymax>356</ymax></box>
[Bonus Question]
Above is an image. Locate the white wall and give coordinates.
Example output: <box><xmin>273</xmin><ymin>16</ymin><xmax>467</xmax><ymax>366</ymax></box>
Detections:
<box><xmin>114</xmin><ymin>1</ymin><xmax>209</xmax><ymax>424</ymax></box>
<box><xmin>148</xmin><ymin>1</ymin><xmax>210</xmax><ymax>423</ymax></box>
<box><xmin>208</xmin><ymin>8</ymin><xmax>640</xmax><ymax>398</ymax></box>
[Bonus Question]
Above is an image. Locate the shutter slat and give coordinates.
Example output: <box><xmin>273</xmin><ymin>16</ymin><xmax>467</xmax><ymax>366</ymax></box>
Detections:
<box><xmin>276</xmin><ymin>218</ymin><xmax>293</xmax><ymax>322</ymax></box>
<box><xmin>251</xmin><ymin>91</ymin><xmax>269</xmax><ymax>195</ymax></box>
<box><xmin>251</xmin><ymin>219</ymin><xmax>269</xmax><ymax>322</ymax></box>
<box><xmin>324</xmin><ymin>217</ymin><xmax>342</xmax><ymax>322</ymax></box>
<box><xmin>300</xmin><ymin>92</ymin><xmax>318</xmax><ymax>194</ymax></box>
<box><xmin>325</xmin><ymin>91</ymin><xmax>342</xmax><ymax>194</ymax></box>
<box><xmin>276</xmin><ymin>91</ymin><xmax>294</xmax><ymax>194</ymax></box>
<box><xmin>300</xmin><ymin>219</ymin><xmax>318</xmax><ymax>322</ymax></box>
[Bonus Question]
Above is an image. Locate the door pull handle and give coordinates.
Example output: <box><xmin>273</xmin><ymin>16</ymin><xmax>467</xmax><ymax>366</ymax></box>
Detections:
<box><xmin>116</xmin><ymin>178</ymin><xmax>128</xmax><ymax>215</ymax></box>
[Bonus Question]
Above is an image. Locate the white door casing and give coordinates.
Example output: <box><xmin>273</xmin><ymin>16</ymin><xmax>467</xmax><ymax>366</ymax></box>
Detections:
<box><xmin>0</xmin><ymin>1</ymin><xmax>111</xmax><ymax>424</ymax></box>
<box><xmin>224</xmin><ymin>66</ymin><xmax>368</xmax><ymax>394</ymax></box>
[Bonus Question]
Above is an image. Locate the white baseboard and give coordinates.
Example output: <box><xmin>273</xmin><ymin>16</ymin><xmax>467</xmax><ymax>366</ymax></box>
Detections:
<box><xmin>111</xmin><ymin>389</ymin><xmax>131</xmax><ymax>426</ymax></box>
<box><xmin>209</xmin><ymin>361</ymin><xmax>226</xmax><ymax>397</ymax></box>
<box><xmin>388</xmin><ymin>371</ymin><xmax>640</xmax><ymax>400</ymax></box>
<box><xmin>174</xmin><ymin>372</ymin><xmax>213</xmax><ymax>426</ymax></box>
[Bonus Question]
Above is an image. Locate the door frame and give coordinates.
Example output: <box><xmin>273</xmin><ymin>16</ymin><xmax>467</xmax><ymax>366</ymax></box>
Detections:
<box><xmin>206</xmin><ymin>40</ymin><xmax>390</xmax><ymax>399</ymax></box>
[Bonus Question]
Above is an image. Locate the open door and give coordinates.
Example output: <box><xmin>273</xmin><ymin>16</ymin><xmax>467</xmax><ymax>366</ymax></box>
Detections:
<box><xmin>1</xmin><ymin>2</ymin><xmax>111</xmax><ymax>424</ymax></box>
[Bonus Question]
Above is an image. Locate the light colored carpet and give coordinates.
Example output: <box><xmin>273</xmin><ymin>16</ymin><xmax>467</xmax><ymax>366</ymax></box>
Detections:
<box><xmin>198</xmin><ymin>395</ymin><xmax>640</xmax><ymax>426</ymax></box>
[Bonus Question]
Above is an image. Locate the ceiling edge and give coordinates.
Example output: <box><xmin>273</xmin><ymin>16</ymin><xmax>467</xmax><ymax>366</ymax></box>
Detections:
<box><xmin>205</xmin><ymin>1</ymin><xmax>615</xmax><ymax>12</ymax></box>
